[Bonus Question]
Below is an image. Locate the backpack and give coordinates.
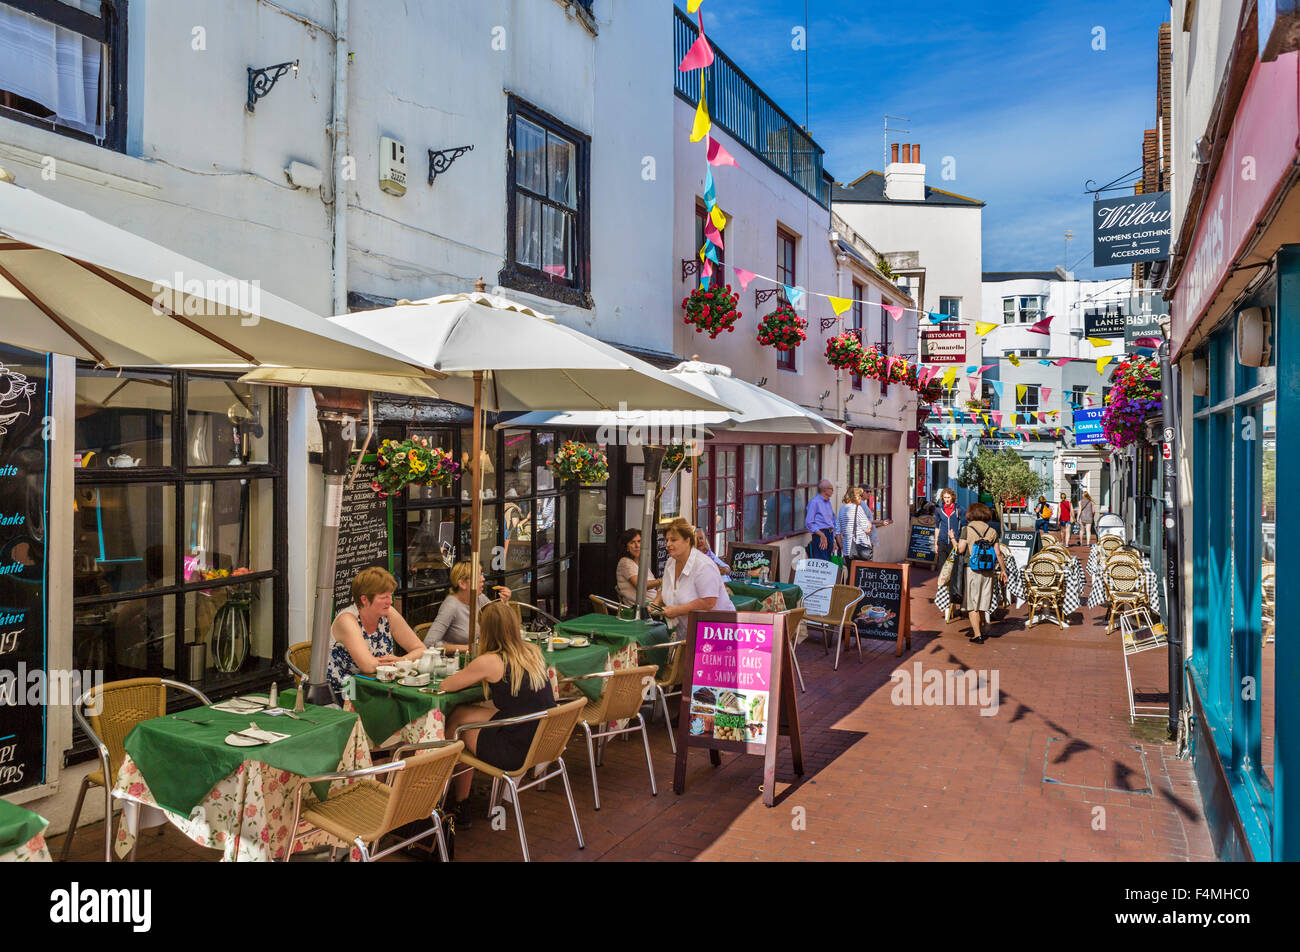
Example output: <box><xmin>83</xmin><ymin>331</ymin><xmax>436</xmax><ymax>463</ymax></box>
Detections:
<box><xmin>1037</xmin><ymin>503</ymin><xmax>1051</xmax><ymax>519</ymax></box>
<box><xmin>968</xmin><ymin>525</ymin><xmax>997</xmax><ymax>574</ymax></box>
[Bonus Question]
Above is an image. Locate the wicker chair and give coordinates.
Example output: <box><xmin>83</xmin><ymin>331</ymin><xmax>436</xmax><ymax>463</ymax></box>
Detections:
<box><xmin>1098</xmin><ymin>535</ymin><xmax>1124</xmax><ymax>560</ymax></box>
<box><xmin>284</xmin><ymin>740</ymin><xmax>464</xmax><ymax>862</ymax></box>
<box><xmin>783</xmin><ymin>606</ymin><xmax>808</xmax><ymax>692</ymax></box>
<box><xmin>1103</xmin><ymin>559</ymin><xmax>1145</xmax><ymax>633</ymax></box>
<box><xmin>639</xmin><ymin>639</ymin><xmax>687</xmax><ymax>752</ymax></box>
<box><xmin>64</xmin><ymin>677</ymin><xmax>212</xmax><ymax>862</ymax></box>
<box><xmin>1024</xmin><ymin>555</ymin><xmax>1068</xmax><ymax>629</ymax></box>
<box><xmin>285</xmin><ymin>640</ymin><xmax>312</xmax><ymax>689</ymax></box>
<box><xmin>803</xmin><ymin>585</ymin><xmax>865</xmax><ymax>671</ymax></box>
<box><xmin>454</xmin><ymin>697</ymin><xmax>586</xmax><ymax>862</ymax></box>
<box><xmin>413</xmin><ymin>622</ymin><xmax>433</xmax><ymax>643</ymax></box>
<box><xmin>563</xmin><ymin>665</ymin><xmax>658</xmax><ymax>810</ymax></box>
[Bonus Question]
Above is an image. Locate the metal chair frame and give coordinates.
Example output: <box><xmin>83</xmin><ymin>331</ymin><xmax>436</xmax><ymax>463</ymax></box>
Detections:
<box><xmin>67</xmin><ymin>677</ymin><xmax>212</xmax><ymax>862</ymax></box>
<box><xmin>1122</xmin><ymin>622</ymin><xmax>1169</xmax><ymax>723</ymax></box>
<box><xmin>453</xmin><ymin>700</ymin><xmax>585</xmax><ymax>862</ymax></box>
<box><xmin>283</xmin><ymin>740</ymin><xmax>462</xmax><ymax>862</ymax></box>
<box><xmin>782</xmin><ymin>607</ymin><xmax>807</xmax><ymax>692</ymax></box>
<box><xmin>639</xmin><ymin>639</ymin><xmax>687</xmax><ymax>752</ymax></box>
<box><xmin>561</xmin><ymin>666</ymin><xmax>658</xmax><ymax>810</ymax></box>
<box><xmin>802</xmin><ymin>585</ymin><xmax>865</xmax><ymax>670</ymax></box>
<box><xmin>285</xmin><ymin>640</ymin><xmax>311</xmax><ymax>686</ymax></box>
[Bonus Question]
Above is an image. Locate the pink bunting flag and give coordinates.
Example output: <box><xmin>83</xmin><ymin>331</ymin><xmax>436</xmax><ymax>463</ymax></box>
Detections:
<box><xmin>706</xmin><ymin>135</ymin><xmax>737</xmax><ymax>167</ymax></box>
<box><xmin>991</xmin><ymin>411</ymin><xmax>1002</xmax><ymax>427</ymax></box>
<box><xmin>704</xmin><ymin>217</ymin><xmax>723</xmax><ymax>250</ymax></box>
<box><xmin>733</xmin><ymin>268</ymin><xmax>755</xmax><ymax>291</ymax></box>
<box><xmin>1041</xmin><ymin>387</ymin><xmax>1052</xmax><ymax>402</ymax></box>
<box><xmin>883</xmin><ymin>304</ymin><xmax>904</xmax><ymax>322</ymax></box>
<box><xmin>1053</xmin><ymin>358</ymin><xmax>1071</xmax><ymax>366</ymax></box>
<box><xmin>969</xmin><ymin>411</ymin><xmax>980</xmax><ymax>424</ymax></box>
<box><xmin>1037</xmin><ymin>411</ymin><xmax>1047</xmax><ymax>423</ymax></box>
<box><xmin>701</xmin><ymin>260</ymin><xmax>713</xmax><ymax>279</ymax></box>
<box><xmin>883</xmin><ymin>355</ymin><xmax>897</xmax><ymax>376</ymax></box>
<box><xmin>1028</xmin><ymin>315</ymin><xmax>1053</xmax><ymax>335</ymax></box>
<box><xmin>678</xmin><ymin>13</ymin><xmax>715</xmax><ymax>71</ymax></box>
<box><xmin>979</xmin><ymin>364</ymin><xmax>994</xmax><ymax>374</ymax></box>
<box><xmin>968</xmin><ymin>378</ymin><xmax>978</xmax><ymax>398</ymax></box>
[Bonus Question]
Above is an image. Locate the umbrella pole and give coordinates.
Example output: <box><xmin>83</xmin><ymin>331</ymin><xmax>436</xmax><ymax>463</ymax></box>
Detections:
<box><xmin>469</xmin><ymin>371</ymin><xmax>484</xmax><ymax>657</ymax></box>
<box><xmin>635</xmin><ymin>445</ymin><xmax>667</xmax><ymax>618</ymax></box>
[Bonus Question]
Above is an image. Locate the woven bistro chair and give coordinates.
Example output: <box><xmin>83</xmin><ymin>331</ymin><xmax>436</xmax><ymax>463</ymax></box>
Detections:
<box><xmin>562</xmin><ymin>665</ymin><xmax>659</xmax><ymax>810</ymax></box>
<box><xmin>782</xmin><ymin>606</ymin><xmax>807</xmax><ymax>692</ymax></box>
<box><xmin>639</xmin><ymin>639</ymin><xmax>687</xmax><ymax>753</ymax></box>
<box><xmin>454</xmin><ymin>697</ymin><xmax>586</xmax><ymax>862</ymax></box>
<box><xmin>1098</xmin><ymin>535</ymin><xmax>1124</xmax><ymax>561</ymax></box>
<box><xmin>64</xmin><ymin>677</ymin><xmax>212</xmax><ymax>862</ymax></box>
<box><xmin>284</xmin><ymin>740</ymin><xmax>464</xmax><ymax>862</ymax></box>
<box><xmin>1024</xmin><ymin>555</ymin><xmax>1068</xmax><ymax>629</ymax></box>
<box><xmin>413</xmin><ymin>622</ymin><xmax>433</xmax><ymax>642</ymax></box>
<box><xmin>285</xmin><ymin>640</ymin><xmax>312</xmax><ymax>690</ymax></box>
<box><xmin>803</xmin><ymin>585</ymin><xmax>865</xmax><ymax>671</ymax></box>
<box><xmin>1103</xmin><ymin>560</ymin><xmax>1145</xmax><ymax>633</ymax></box>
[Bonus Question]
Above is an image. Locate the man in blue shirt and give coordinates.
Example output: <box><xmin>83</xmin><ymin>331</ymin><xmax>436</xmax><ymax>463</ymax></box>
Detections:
<box><xmin>805</xmin><ymin>479</ymin><xmax>837</xmax><ymax>560</ymax></box>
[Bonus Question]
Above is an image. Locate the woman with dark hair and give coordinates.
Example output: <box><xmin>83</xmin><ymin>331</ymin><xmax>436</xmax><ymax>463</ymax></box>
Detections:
<box><xmin>935</xmin><ymin>487</ymin><xmax>963</xmax><ymax>569</ymax></box>
<box><xmin>955</xmin><ymin>502</ymin><xmax>1008</xmax><ymax>643</ymax></box>
<box><xmin>615</xmin><ymin>528</ymin><xmax>660</xmax><ymax>604</ymax></box>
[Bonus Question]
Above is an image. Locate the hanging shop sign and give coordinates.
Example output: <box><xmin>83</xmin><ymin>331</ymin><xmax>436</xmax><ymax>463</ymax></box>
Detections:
<box><xmin>1092</xmin><ymin>191</ymin><xmax>1172</xmax><ymax>267</ymax></box>
<box><xmin>1084</xmin><ymin>305</ymin><xmax>1126</xmax><ymax>338</ymax></box>
<box><xmin>921</xmin><ymin>330</ymin><xmax>966</xmax><ymax>365</ymax></box>
<box><xmin>0</xmin><ymin>346</ymin><xmax>52</xmax><ymax>795</ymax></box>
<box><xmin>673</xmin><ymin>611</ymin><xmax>803</xmax><ymax>808</ymax></box>
<box><xmin>1072</xmin><ymin>407</ymin><xmax>1107</xmax><ymax>445</ymax></box>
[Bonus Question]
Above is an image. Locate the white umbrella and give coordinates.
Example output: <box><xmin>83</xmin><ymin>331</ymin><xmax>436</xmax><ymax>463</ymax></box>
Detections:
<box><xmin>0</xmin><ymin>175</ymin><xmax>438</xmax><ymax>381</ymax></box>
<box><xmin>322</xmin><ymin>290</ymin><xmax>737</xmax><ymax>653</ymax></box>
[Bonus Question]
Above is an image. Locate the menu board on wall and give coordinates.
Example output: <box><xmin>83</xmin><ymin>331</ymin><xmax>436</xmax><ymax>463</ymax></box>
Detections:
<box><xmin>726</xmin><ymin>543</ymin><xmax>781</xmax><ymax>583</ymax></box>
<box><xmin>672</xmin><ymin>610</ymin><xmax>803</xmax><ymax>808</ymax></box>
<box><xmin>849</xmin><ymin>560</ymin><xmax>912</xmax><ymax>657</ymax></box>
<box><xmin>332</xmin><ymin>457</ymin><xmax>391</xmax><ymax>616</ymax></box>
<box><xmin>0</xmin><ymin>347</ymin><xmax>51</xmax><ymax>794</ymax></box>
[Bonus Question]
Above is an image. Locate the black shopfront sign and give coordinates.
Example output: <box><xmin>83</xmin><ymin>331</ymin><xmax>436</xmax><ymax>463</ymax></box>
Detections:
<box><xmin>1092</xmin><ymin>191</ymin><xmax>1172</xmax><ymax>267</ymax></box>
<box><xmin>1084</xmin><ymin>305</ymin><xmax>1126</xmax><ymax>338</ymax></box>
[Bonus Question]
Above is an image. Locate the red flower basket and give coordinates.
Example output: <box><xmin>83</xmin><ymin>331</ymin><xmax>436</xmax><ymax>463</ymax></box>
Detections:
<box><xmin>824</xmin><ymin>331</ymin><xmax>865</xmax><ymax>370</ymax></box>
<box><xmin>756</xmin><ymin>304</ymin><xmax>808</xmax><ymax>351</ymax></box>
<box><xmin>681</xmin><ymin>285</ymin><xmax>742</xmax><ymax>338</ymax></box>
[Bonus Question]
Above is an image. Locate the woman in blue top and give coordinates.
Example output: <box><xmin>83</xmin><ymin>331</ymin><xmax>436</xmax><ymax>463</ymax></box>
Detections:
<box><xmin>326</xmin><ymin>567</ymin><xmax>426</xmax><ymax>699</ymax></box>
<box><xmin>935</xmin><ymin>487</ymin><xmax>964</xmax><ymax>568</ymax></box>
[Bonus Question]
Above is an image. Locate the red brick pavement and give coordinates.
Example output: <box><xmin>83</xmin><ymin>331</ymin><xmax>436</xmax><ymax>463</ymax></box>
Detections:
<box><xmin>50</xmin><ymin>545</ymin><xmax>1215</xmax><ymax>862</ymax></box>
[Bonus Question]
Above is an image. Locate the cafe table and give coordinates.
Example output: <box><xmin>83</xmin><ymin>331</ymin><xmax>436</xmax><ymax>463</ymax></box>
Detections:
<box><xmin>342</xmin><ymin>641</ymin><xmax>616</xmax><ymax>749</ymax></box>
<box><xmin>725</xmin><ymin>579</ymin><xmax>803</xmax><ymax>613</ymax></box>
<box><xmin>0</xmin><ymin>798</ymin><xmax>51</xmax><ymax>862</ymax></box>
<box><xmin>555</xmin><ymin>612</ymin><xmax>673</xmax><ymax>670</ymax></box>
<box><xmin>111</xmin><ymin>700</ymin><xmax>370</xmax><ymax>862</ymax></box>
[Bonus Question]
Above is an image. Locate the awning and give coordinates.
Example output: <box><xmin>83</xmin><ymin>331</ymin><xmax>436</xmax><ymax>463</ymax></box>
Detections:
<box><xmin>848</xmin><ymin>427</ymin><xmax>904</xmax><ymax>455</ymax></box>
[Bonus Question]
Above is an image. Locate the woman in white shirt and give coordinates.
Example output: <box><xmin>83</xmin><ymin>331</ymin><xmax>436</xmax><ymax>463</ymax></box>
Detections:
<box><xmin>654</xmin><ymin>518</ymin><xmax>734</xmax><ymax>631</ymax></box>
<box><xmin>615</xmin><ymin>528</ymin><xmax>660</xmax><ymax>604</ymax></box>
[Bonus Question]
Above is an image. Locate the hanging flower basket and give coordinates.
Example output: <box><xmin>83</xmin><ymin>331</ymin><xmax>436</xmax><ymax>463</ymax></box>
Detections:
<box><xmin>824</xmin><ymin>331</ymin><xmax>865</xmax><ymax>370</ymax></box>
<box><xmin>1101</xmin><ymin>356</ymin><xmax>1161</xmax><ymax>448</ymax></box>
<box><xmin>548</xmin><ymin>441</ymin><xmax>609</xmax><ymax>484</ymax></box>
<box><xmin>756</xmin><ymin>304</ymin><xmax>808</xmax><ymax>351</ymax></box>
<box><xmin>662</xmin><ymin>443</ymin><xmax>696</xmax><ymax>473</ymax></box>
<box><xmin>373</xmin><ymin>437</ymin><xmax>460</xmax><ymax>497</ymax></box>
<box><xmin>681</xmin><ymin>284</ymin><xmax>742</xmax><ymax>338</ymax></box>
<box><xmin>857</xmin><ymin>345</ymin><xmax>912</xmax><ymax>386</ymax></box>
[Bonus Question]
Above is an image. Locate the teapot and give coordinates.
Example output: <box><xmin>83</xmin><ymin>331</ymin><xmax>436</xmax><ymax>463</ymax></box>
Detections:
<box><xmin>107</xmin><ymin>454</ymin><xmax>141</xmax><ymax>468</ymax></box>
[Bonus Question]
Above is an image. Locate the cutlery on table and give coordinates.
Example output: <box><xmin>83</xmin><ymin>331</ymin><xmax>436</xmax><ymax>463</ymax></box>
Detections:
<box><xmin>173</xmin><ymin>716</ymin><xmax>212</xmax><ymax>726</ymax></box>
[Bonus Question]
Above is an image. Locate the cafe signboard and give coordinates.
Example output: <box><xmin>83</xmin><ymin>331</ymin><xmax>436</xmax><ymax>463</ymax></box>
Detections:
<box><xmin>921</xmin><ymin>330</ymin><xmax>966</xmax><ymax>365</ymax></box>
<box><xmin>1091</xmin><ymin>191</ymin><xmax>1172</xmax><ymax>268</ymax></box>
<box><xmin>849</xmin><ymin>561</ymin><xmax>912</xmax><ymax>657</ymax></box>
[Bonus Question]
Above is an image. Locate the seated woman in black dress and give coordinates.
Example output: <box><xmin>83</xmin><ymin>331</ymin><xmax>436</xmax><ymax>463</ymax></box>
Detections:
<box><xmin>439</xmin><ymin>600</ymin><xmax>555</xmax><ymax>824</ymax></box>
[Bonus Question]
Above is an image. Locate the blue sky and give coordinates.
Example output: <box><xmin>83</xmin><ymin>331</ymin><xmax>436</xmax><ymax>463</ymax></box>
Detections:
<box><xmin>675</xmin><ymin>0</ymin><xmax>1170</xmax><ymax>279</ymax></box>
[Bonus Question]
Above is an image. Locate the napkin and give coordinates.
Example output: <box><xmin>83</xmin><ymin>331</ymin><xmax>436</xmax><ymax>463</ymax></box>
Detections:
<box><xmin>210</xmin><ymin>697</ymin><xmax>269</xmax><ymax>714</ymax></box>
<box><xmin>233</xmin><ymin>725</ymin><xmax>289</xmax><ymax>744</ymax></box>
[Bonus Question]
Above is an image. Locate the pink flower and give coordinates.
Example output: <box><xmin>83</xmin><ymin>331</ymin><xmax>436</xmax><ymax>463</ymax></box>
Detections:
<box><xmin>245</xmin><ymin>805</ymin><xmax>258</xmax><ymax>818</ymax></box>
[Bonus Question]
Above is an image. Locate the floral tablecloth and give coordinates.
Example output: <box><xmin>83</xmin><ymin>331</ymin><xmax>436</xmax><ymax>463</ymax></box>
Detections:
<box><xmin>112</xmin><ymin>717</ymin><xmax>371</xmax><ymax>862</ymax></box>
<box><xmin>1</xmin><ymin>833</ymin><xmax>51</xmax><ymax>862</ymax></box>
<box><xmin>0</xmin><ymin>799</ymin><xmax>51</xmax><ymax>862</ymax></box>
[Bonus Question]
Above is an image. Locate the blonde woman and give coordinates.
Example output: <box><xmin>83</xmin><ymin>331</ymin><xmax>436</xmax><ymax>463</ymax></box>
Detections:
<box><xmin>835</xmin><ymin>487</ymin><xmax>874</xmax><ymax>561</ymax></box>
<box><xmin>424</xmin><ymin>560</ymin><xmax>511</xmax><ymax>649</ymax></box>
<box><xmin>1078</xmin><ymin>492</ymin><xmax>1096</xmax><ymax>546</ymax></box>
<box><xmin>441</xmin><ymin>601</ymin><xmax>555</xmax><ymax>824</ymax></box>
<box><xmin>327</xmin><ymin>567</ymin><xmax>426</xmax><ymax>698</ymax></box>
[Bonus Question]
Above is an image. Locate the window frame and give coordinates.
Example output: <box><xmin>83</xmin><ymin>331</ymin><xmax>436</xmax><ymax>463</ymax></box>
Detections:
<box><xmin>776</xmin><ymin>228</ymin><xmax>798</xmax><ymax>372</ymax></box>
<box><xmin>938</xmin><ymin>296</ymin><xmax>961</xmax><ymax>332</ymax></box>
<box><xmin>848</xmin><ymin>453</ymin><xmax>892</xmax><ymax>521</ymax></box>
<box><xmin>500</xmin><ymin>94</ymin><xmax>592</xmax><ymax>308</ymax></box>
<box><xmin>700</xmin><ymin>442</ymin><xmax>821</xmax><ymax>545</ymax></box>
<box><xmin>850</xmin><ymin>280</ymin><xmax>865</xmax><ymax>391</ymax></box>
<box><xmin>695</xmin><ymin>199</ymin><xmax>725</xmax><ymax>290</ymax></box>
<box><xmin>1015</xmin><ymin>383</ymin><xmax>1041</xmax><ymax>415</ymax></box>
<box><xmin>0</xmin><ymin>0</ymin><xmax>129</xmax><ymax>152</ymax></box>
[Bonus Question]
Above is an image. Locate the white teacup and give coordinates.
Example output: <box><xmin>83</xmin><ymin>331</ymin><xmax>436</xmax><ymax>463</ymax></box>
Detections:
<box><xmin>375</xmin><ymin>665</ymin><xmax>399</xmax><ymax>682</ymax></box>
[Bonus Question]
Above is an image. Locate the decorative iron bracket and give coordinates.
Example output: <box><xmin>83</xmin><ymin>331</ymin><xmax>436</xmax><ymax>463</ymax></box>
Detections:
<box><xmin>428</xmin><ymin>146</ymin><xmax>474</xmax><ymax>184</ymax></box>
<box><xmin>755</xmin><ymin>288</ymin><xmax>783</xmax><ymax>308</ymax></box>
<box><xmin>247</xmin><ymin>61</ymin><xmax>298</xmax><ymax>112</ymax></box>
<box><xmin>681</xmin><ymin>258</ymin><xmax>702</xmax><ymax>282</ymax></box>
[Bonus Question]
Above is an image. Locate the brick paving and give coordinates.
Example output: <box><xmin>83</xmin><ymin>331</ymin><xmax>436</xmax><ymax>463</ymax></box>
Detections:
<box><xmin>49</xmin><ymin>544</ymin><xmax>1215</xmax><ymax>863</ymax></box>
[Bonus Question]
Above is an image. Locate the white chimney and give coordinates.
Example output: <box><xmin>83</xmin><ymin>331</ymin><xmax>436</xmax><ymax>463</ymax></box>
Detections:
<box><xmin>884</xmin><ymin>142</ymin><xmax>926</xmax><ymax>202</ymax></box>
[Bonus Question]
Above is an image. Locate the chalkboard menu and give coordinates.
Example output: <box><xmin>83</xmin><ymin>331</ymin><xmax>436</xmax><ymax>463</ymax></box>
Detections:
<box><xmin>849</xmin><ymin>560</ymin><xmax>912</xmax><ymax>657</ymax></box>
<box><xmin>1002</xmin><ymin>530</ymin><xmax>1038</xmax><ymax>573</ymax></box>
<box><xmin>0</xmin><ymin>346</ymin><xmax>51</xmax><ymax>794</ymax></box>
<box><xmin>332</xmin><ymin>457</ymin><xmax>391</xmax><ymax>615</ymax></box>
<box><xmin>654</xmin><ymin>524</ymin><xmax>669</xmax><ymax>578</ymax></box>
<box><xmin>906</xmin><ymin>520</ymin><xmax>939</xmax><ymax>568</ymax></box>
<box><xmin>726</xmin><ymin>543</ymin><xmax>781</xmax><ymax>584</ymax></box>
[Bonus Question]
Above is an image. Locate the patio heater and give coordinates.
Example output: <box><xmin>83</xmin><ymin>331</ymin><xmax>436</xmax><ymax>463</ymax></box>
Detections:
<box><xmin>634</xmin><ymin>445</ymin><xmax>669</xmax><ymax>618</ymax></box>
<box><xmin>306</xmin><ymin>387</ymin><xmax>366</xmax><ymax>705</ymax></box>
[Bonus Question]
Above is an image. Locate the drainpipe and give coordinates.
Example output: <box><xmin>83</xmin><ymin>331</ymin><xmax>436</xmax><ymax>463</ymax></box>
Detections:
<box><xmin>331</xmin><ymin>0</ymin><xmax>349</xmax><ymax>317</ymax></box>
<box><xmin>1159</xmin><ymin>338</ymin><xmax>1184</xmax><ymax>739</ymax></box>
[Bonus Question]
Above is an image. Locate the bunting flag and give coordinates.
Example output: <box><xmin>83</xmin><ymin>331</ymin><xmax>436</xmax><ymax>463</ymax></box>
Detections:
<box><xmin>1038</xmin><ymin>360</ymin><xmax>1053</xmax><ymax>366</ymax></box>
<box><xmin>1042</xmin><ymin>387</ymin><xmax>1052</xmax><ymax>402</ymax></box>
<box><xmin>691</xmin><ymin>76</ymin><xmax>711</xmax><ymax>141</ymax></box>
<box><xmin>989</xmin><ymin>380</ymin><xmax>1004</xmax><ymax>397</ymax></box>
<box><xmin>828</xmin><ymin>296</ymin><xmax>852</xmax><ymax>316</ymax></box>
<box><xmin>783</xmin><ymin>285</ymin><xmax>805</xmax><ymax>308</ymax></box>
<box><xmin>966</xmin><ymin>365</ymin><xmax>979</xmax><ymax>374</ymax></box>
<box><xmin>699</xmin><ymin>240</ymin><xmax>720</xmax><ymax>264</ymax></box>
<box><xmin>710</xmin><ymin>204</ymin><xmax>727</xmax><ymax>230</ymax></box>
<box><xmin>1097</xmin><ymin>355</ymin><xmax>1113</xmax><ymax>374</ymax></box>
<box><xmin>1053</xmin><ymin>358</ymin><xmax>1071</xmax><ymax>367</ymax></box>
<box><xmin>688</xmin><ymin>0</ymin><xmax>704</xmax><ymax>11</ymax></box>
<box><xmin>1028</xmin><ymin>315</ymin><xmax>1053</xmax><ymax>335</ymax></box>
<box><xmin>969</xmin><ymin>411</ymin><xmax>980</xmax><ymax>424</ymax></box>
<box><xmin>1037</xmin><ymin>412</ymin><xmax>1047</xmax><ymax>423</ymax></box>
<box><xmin>733</xmin><ymin>268</ymin><xmax>755</xmax><ymax>290</ymax></box>
<box><xmin>975</xmin><ymin>321</ymin><xmax>998</xmax><ymax>336</ymax></box>
<box><xmin>883</xmin><ymin>304</ymin><xmax>904</xmax><ymax>321</ymax></box>
<box><xmin>704</xmin><ymin>217</ymin><xmax>723</xmax><ymax>250</ymax></box>
<box><xmin>1007</xmin><ymin>354</ymin><xmax>1021</xmax><ymax>367</ymax></box>
<box><xmin>1086</xmin><ymin>396</ymin><xmax>1094</xmax><ymax>407</ymax></box>
<box><xmin>979</xmin><ymin>364</ymin><xmax>994</xmax><ymax>373</ymax></box>
<box><xmin>991</xmin><ymin>411</ymin><xmax>1002</xmax><ymax>427</ymax></box>
<box><xmin>706</xmin><ymin>135</ymin><xmax>737</xmax><ymax>166</ymax></box>
<box><xmin>942</xmin><ymin>366</ymin><xmax>958</xmax><ymax>388</ymax></box>
<box><xmin>678</xmin><ymin>12</ymin><xmax>715</xmax><ymax>71</ymax></box>
<box><xmin>928</xmin><ymin>311</ymin><xmax>947</xmax><ymax>324</ymax></box>
<box><xmin>1016</xmin><ymin>384</ymin><xmax>1027</xmax><ymax>402</ymax></box>
<box><xmin>1087</xmin><ymin>336</ymin><xmax>1112</xmax><ymax>349</ymax></box>
<box><xmin>703</xmin><ymin>167</ymin><xmax>716</xmax><ymax>208</ymax></box>
<box><xmin>968</xmin><ymin>378</ymin><xmax>979</xmax><ymax>398</ymax></box>
<box><xmin>700</xmin><ymin>260</ymin><xmax>712</xmax><ymax>290</ymax></box>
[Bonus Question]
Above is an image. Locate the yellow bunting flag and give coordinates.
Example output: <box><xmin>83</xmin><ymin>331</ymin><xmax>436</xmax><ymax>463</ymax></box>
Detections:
<box><xmin>1087</xmin><ymin>336</ymin><xmax>1111</xmax><ymax>349</ymax></box>
<box><xmin>688</xmin><ymin>0</ymin><xmax>704</xmax><ymax>11</ymax></box>
<box><xmin>828</xmin><ymin>296</ymin><xmax>852</xmax><ymax>316</ymax></box>
<box><xmin>691</xmin><ymin>76</ymin><xmax>711</xmax><ymax>142</ymax></box>
<box><xmin>1007</xmin><ymin>354</ymin><xmax>1021</xmax><ymax>367</ymax></box>
<box><xmin>975</xmin><ymin>321</ymin><xmax>998</xmax><ymax>336</ymax></box>
<box><xmin>1097</xmin><ymin>355</ymin><xmax>1113</xmax><ymax>374</ymax></box>
<box><xmin>710</xmin><ymin>204</ymin><xmax>726</xmax><ymax>230</ymax></box>
<box><xmin>942</xmin><ymin>366</ymin><xmax>958</xmax><ymax>389</ymax></box>
<box><xmin>1016</xmin><ymin>384</ymin><xmax>1027</xmax><ymax>402</ymax></box>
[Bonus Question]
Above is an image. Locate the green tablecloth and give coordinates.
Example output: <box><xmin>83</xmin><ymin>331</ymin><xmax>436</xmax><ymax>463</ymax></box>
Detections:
<box><xmin>342</xmin><ymin>679</ymin><xmax>486</xmax><ymax>747</ymax></box>
<box><xmin>730</xmin><ymin>595</ymin><xmax>762</xmax><ymax>612</ymax></box>
<box><xmin>725</xmin><ymin>580</ymin><xmax>802</xmax><ymax>611</ymax></box>
<box><xmin>540</xmin><ymin>642</ymin><xmax>614</xmax><ymax>699</ymax></box>
<box><xmin>555</xmin><ymin>613</ymin><xmax>673</xmax><ymax>670</ymax></box>
<box><xmin>121</xmin><ymin>703</ymin><xmax>359</xmax><ymax>816</ymax></box>
<box><xmin>0</xmin><ymin>798</ymin><xmax>48</xmax><ymax>855</ymax></box>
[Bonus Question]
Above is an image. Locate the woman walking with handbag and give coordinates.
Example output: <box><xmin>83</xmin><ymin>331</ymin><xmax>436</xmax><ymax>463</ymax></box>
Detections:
<box><xmin>1078</xmin><ymin>492</ymin><xmax>1096</xmax><ymax>546</ymax></box>
<box><xmin>935</xmin><ymin>487</ymin><xmax>963</xmax><ymax>569</ymax></box>
<box><xmin>956</xmin><ymin>502</ymin><xmax>1008</xmax><ymax>643</ymax></box>
<box><xmin>835</xmin><ymin>487</ymin><xmax>874</xmax><ymax>562</ymax></box>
